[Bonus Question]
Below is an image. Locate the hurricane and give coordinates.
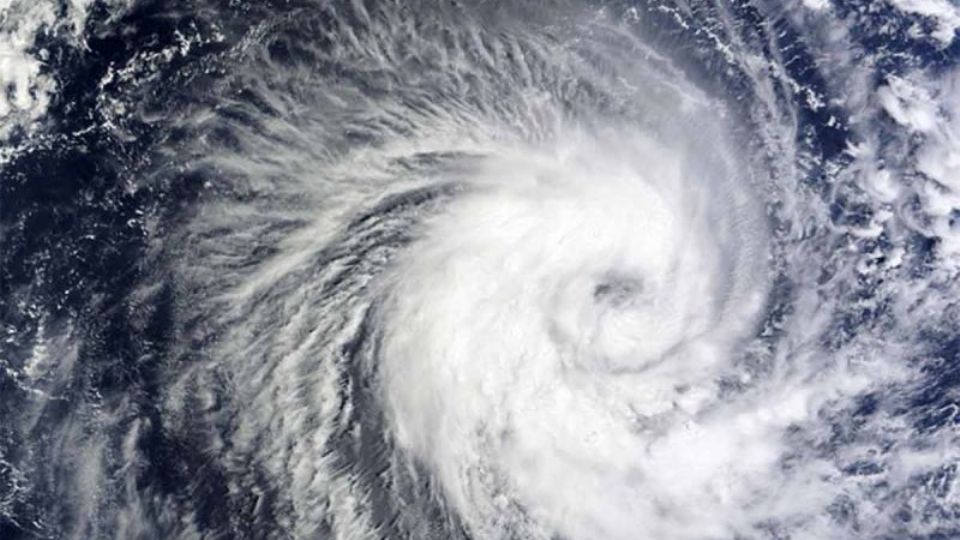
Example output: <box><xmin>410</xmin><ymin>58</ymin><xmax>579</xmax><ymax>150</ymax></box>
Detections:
<box><xmin>2</xmin><ymin>1</ymin><xmax>960</xmax><ymax>539</ymax></box>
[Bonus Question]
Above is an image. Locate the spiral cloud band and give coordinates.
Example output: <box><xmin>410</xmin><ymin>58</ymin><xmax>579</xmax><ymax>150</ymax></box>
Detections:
<box><xmin>3</xmin><ymin>1</ymin><xmax>960</xmax><ymax>539</ymax></box>
<box><xmin>379</xmin><ymin>118</ymin><xmax>769</xmax><ymax>537</ymax></box>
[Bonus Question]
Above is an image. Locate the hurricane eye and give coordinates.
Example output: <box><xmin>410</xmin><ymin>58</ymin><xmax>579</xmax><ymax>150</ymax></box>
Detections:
<box><xmin>593</xmin><ymin>276</ymin><xmax>643</xmax><ymax>308</ymax></box>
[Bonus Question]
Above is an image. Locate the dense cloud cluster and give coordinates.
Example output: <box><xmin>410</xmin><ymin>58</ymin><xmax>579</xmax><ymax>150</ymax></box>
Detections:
<box><xmin>2</xmin><ymin>1</ymin><xmax>960</xmax><ymax>539</ymax></box>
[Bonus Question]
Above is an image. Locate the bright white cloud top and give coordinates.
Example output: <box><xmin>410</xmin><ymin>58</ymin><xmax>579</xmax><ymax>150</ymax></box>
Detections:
<box><xmin>2</xmin><ymin>1</ymin><xmax>960</xmax><ymax>539</ymax></box>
